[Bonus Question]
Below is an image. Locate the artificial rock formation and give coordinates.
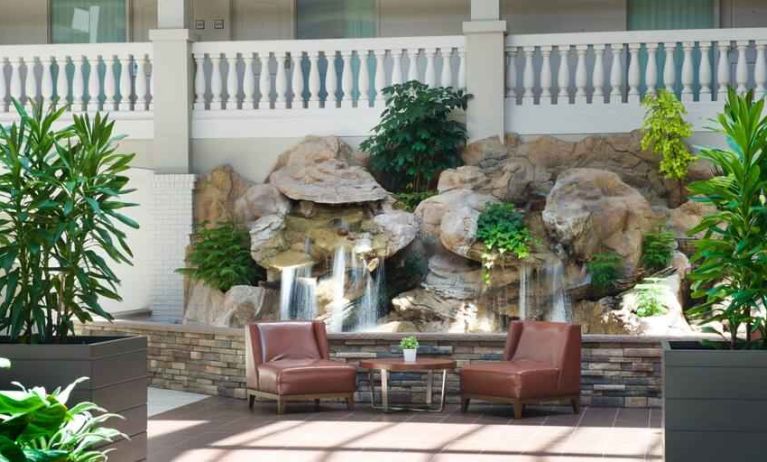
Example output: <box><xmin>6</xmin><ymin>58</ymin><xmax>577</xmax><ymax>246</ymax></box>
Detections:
<box><xmin>194</xmin><ymin>165</ymin><xmax>252</xmax><ymax>224</ymax></box>
<box><xmin>184</xmin><ymin>282</ymin><xmax>278</xmax><ymax>328</ymax></box>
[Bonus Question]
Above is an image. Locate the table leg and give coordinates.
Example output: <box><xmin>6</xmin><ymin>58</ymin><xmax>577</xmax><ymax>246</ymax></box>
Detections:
<box><xmin>381</xmin><ymin>369</ymin><xmax>389</xmax><ymax>412</ymax></box>
<box><xmin>438</xmin><ymin>369</ymin><xmax>448</xmax><ymax>412</ymax></box>
<box><xmin>426</xmin><ymin>370</ymin><xmax>433</xmax><ymax>405</ymax></box>
<box><xmin>368</xmin><ymin>370</ymin><xmax>376</xmax><ymax>409</ymax></box>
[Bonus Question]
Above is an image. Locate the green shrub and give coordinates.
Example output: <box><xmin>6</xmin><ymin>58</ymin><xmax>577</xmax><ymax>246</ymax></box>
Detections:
<box><xmin>641</xmin><ymin>89</ymin><xmax>694</xmax><ymax>180</ymax></box>
<box><xmin>687</xmin><ymin>89</ymin><xmax>767</xmax><ymax>349</ymax></box>
<box><xmin>587</xmin><ymin>251</ymin><xmax>624</xmax><ymax>292</ymax></box>
<box><xmin>393</xmin><ymin>191</ymin><xmax>436</xmax><ymax>212</ymax></box>
<box><xmin>178</xmin><ymin>222</ymin><xmax>263</xmax><ymax>292</ymax></box>
<box><xmin>634</xmin><ymin>278</ymin><xmax>667</xmax><ymax>318</ymax></box>
<box><xmin>641</xmin><ymin>229</ymin><xmax>676</xmax><ymax>272</ymax></box>
<box><xmin>360</xmin><ymin>81</ymin><xmax>469</xmax><ymax>193</ymax></box>
<box><xmin>476</xmin><ymin>203</ymin><xmax>533</xmax><ymax>284</ymax></box>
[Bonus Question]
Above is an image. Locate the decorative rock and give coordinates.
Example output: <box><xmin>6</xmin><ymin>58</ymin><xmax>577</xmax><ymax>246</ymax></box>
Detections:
<box><xmin>249</xmin><ymin>215</ymin><xmax>286</xmax><ymax>264</ymax></box>
<box><xmin>194</xmin><ymin>165</ymin><xmax>251</xmax><ymax>224</ymax></box>
<box><xmin>437</xmin><ymin>166</ymin><xmax>488</xmax><ymax>193</ymax></box>
<box><xmin>542</xmin><ymin>168</ymin><xmax>655</xmax><ymax>267</ymax></box>
<box><xmin>373</xmin><ymin>210</ymin><xmax>418</xmax><ymax>256</ymax></box>
<box><xmin>668</xmin><ymin>200</ymin><xmax>716</xmax><ymax>239</ymax></box>
<box><xmin>216</xmin><ymin>285</ymin><xmax>279</xmax><ymax>327</ymax></box>
<box><xmin>233</xmin><ymin>184</ymin><xmax>291</xmax><ymax>223</ymax></box>
<box><xmin>414</xmin><ymin>189</ymin><xmax>498</xmax><ymax>252</ymax></box>
<box><xmin>619</xmin><ymin>272</ymin><xmax>692</xmax><ymax>335</ymax></box>
<box><xmin>183</xmin><ymin>281</ymin><xmax>225</xmax><ymax>326</ymax></box>
<box><xmin>391</xmin><ymin>288</ymin><xmax>501</xmax><ymax>333</ymax></box>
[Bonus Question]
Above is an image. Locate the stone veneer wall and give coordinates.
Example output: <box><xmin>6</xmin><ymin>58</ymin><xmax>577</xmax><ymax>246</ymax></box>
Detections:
<box><xmin>82</xmin><ymin>320</ymin><xmax>667</xmax><ymax>408</ymax></box>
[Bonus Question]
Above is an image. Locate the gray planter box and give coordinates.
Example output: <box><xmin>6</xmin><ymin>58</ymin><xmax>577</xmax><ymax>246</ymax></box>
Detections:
<box><xmin>663</xmin><ymin>340</ymin><xmax>767</xmax><ymax>462</ymax></box>
<box><xmin>0</xmin><ymin>336</ymin><xmax>148</xmax><ymax>462</ymax></box>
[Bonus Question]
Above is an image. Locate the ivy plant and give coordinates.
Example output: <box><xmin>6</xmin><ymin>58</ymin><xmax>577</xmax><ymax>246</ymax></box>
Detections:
<box><xmin>641</xmin><ymin>89</ymin><xmax>694</xmax><ymax>180</ymax></box>
<box><xmin>634</xmin><ymin>278</ymin><xmax>667</xmax><ymax>318</ymax></box>
<box><xmin>641</xmin><ymin>229</ymin><xmax>676</xmax><ymax>273</ymax></box>
<box><xmin>586</xmin><ymin>251</ymin><xmax>624</xmax><ymax>294</ymax></box>
<box><xmin>360</xmin><ymin>81</ymin><xmax>469</xmax><ymax>193</ymax></box>
<box><xmin>178</xmin><ymin>222</ymin><xmax>263</xmax><ymax>293</ymax></box>
<box><xmin>476</xmin><ymin>203</ymin><xmax>533</xmax><ymax>284</ymax></box>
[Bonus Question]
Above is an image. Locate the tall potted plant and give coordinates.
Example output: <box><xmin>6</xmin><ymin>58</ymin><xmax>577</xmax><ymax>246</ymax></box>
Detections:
<box><xmin>663</xmin><ymin>89</ymin><xmax>767</xmax><ymax>461</ymax></box>
<box><xmin>0</xmin><ymin>101</ymin><xmax>147</xmax><ymax>461</ymax></box>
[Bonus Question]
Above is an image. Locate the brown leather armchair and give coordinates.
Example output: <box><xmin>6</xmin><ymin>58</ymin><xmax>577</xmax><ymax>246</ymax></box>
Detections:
<box><xmin>460</xmin><ymin>321</ymin><xmax>581</xmax><ymax>419</ymax></box>
<box><xmin>246</xmin><ymin>321</ymin><xmax>356</xmax><ymax>414</ymax></box>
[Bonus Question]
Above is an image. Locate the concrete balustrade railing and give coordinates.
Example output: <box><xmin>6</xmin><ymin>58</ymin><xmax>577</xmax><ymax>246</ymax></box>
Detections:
<box><xmin>0</xmin><ymin>43</ymin><xmax>153</xmax><ymax>114</ymax></box>
<box><xmin>190</xmin><ymin>36</ymin><xmax>466</xmax><ymax>112</ymax></box>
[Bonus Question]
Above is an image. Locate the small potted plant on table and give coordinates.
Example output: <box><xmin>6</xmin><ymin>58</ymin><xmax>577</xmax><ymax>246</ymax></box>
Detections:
<box><xmin>400</xmin><ymin>336</ymin><xmax>419</xmax><ymax>362</ymax></box>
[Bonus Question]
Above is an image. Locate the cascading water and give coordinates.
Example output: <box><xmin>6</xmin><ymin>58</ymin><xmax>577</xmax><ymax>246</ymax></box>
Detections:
<box><xmin>328</xmin><ymin>246</ymin><xmax>348</xmax><ymax>332</ymax></box>
<box><xmin>518</xmin><ymin>263</ymin><xmax>529</xmax><ymax>320</ymax></box>
<box><xmin>279</xmin><ymin>263</ymin><xmax>315</xmax><ymax>320</ymax></box>
<box><xmin>515</xmin><ymin>257</ymin><xmax>570</xmax><ymax>322</ymax></box>
<box><xmin>545</xmin><ymin>257</ymin><xmax>570</xmax><ymax>322</ymax></box>
<box><xmin>355</xmin><ymin>259</ymin><xmax>385</xmax><ymax>331</ymax></box>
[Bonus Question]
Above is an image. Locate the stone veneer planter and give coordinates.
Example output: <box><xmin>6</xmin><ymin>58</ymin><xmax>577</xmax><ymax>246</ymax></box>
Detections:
<box><xmin>0</xmin><ymin>336</ymin><xmax>148</xmax><ymax>462</ymax></box>
<box><xmin>76</xmin><ymin>320</ymin><xmax>715</xmax><ymax>409</ymax></box>
<box><xmin>663</xmin><ymin>341</ymin><xmax>767</xmax><ymax>461</ymax></box>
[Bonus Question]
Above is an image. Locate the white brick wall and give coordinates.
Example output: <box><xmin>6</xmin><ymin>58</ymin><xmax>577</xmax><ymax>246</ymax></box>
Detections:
<box><xmin>150</xmin><ymin>173</ymin><xmax>196</xmax><ymax>322</ymax></box>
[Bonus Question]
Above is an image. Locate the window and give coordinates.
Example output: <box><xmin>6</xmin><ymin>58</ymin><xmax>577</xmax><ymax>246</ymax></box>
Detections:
<box><xmin>51</xmin><ymin>0</ymin><xmax>127</xmax><ymax>43</ymax></box>
<box><xmin>627</xmin><ymin>0</ymin><xmax>716</xmax><ymax>30</ymax></box>
<box><xmin>296</xmin><ymin>0</ymin><xmax>376</xmax><ymax>39</ymax></box>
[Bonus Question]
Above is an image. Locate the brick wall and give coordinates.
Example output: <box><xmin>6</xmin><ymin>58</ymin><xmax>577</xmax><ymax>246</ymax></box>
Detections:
<box><xmin>83</xmin><ymin>320</ymin><xmax>664</xmax><ymax>408</ymax></box>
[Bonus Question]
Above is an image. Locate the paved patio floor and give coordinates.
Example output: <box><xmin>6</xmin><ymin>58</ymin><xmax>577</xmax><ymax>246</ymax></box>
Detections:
<box><xmin>148</xmin><ymin>397</ymin><xmax>663</xmax><ymax>461</ymax></box>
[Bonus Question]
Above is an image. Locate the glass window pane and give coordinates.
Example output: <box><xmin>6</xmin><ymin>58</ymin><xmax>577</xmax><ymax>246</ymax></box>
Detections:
<box><xmin>628</xmin><ymin>0</ymin><xmax>715</xmax><ymax>31</ymax></box>
<box><xmin>296</xmin><ymin>0</ymin><xmax>376</xmax><ymax>39</ymax></box>
<box><xmin>51</xmin><ymin>0</ymin><xmax>127</xmax><ymax>43</ymax></box>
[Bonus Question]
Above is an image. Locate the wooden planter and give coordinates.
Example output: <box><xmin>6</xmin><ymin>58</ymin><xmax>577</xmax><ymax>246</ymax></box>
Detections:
<box><xmin>663</xmin><ymin>340</ymin><xmax>767</xmax><ymax>462</ymax></box>
<box><xmin>0</xmin><ymin>336</ymin><xmax>148</xmax><ymax>462</ymax></box>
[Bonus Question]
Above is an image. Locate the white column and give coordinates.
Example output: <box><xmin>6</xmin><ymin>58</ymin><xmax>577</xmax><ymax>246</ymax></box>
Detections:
<box><xmin>308</xmin><ymin>51</ymin><xmax>321</xmax><ymax>109</ymax></box>
<box><xmin>506</xmin><ymin>48</ymin><xmax>517</xmax><ymax>99</ymax></box>
<box><xmin>41</xmin><ymin>56</ymin><xmax>53</xmax><ymax>107</ymax></box>
<box><xmin>87</xmin><ymin>55</ymin><xmax>101</xmax><ymax>111</ymax></box>
<box><xmin>717</xmin><ymin>42</ymin><xmax>730</xmax><ymax>100</ymax></box>
<box><xmin>756</xmin><ymin>41</ymin><xmax>767</xmax><ymax>99</ymax></box>
<box><xmin>680</xmin><ymin>42</ymin><xmax>694</xmax><ymax>102</ymax></box>
<box><xmin>290</xmin><ymin>51</ymin><xmax>304</xmax><ymax>109</ymax></box>
<box><xmin>627</xmin><ymin>43</ymin><xmax>641</xmax><ymax>103</ymax></box>
<box><xmin>258</xmin><ymin>52</ymin><xmax>271</xmax><ymax>109</ymax></box>
<box><xmin>592</xmin><ymin>44</ymin><xmax>605</xmax><ymax>104</ymax></box>
<box><xmin>242</xmin><ymin>53</ymin><xmax>255</xmax><ymax>110</ymax></box>
<box><xmin>274</xmin><ymin>52</ymin><xmax>287</xmax><ymax>109</ymax></box>
<box><xmin>325</xmin><ymin>51</ymin><xmax>338</xmax><ymax>108</ymax></box>
<box><xmin>193</xmin><ymin>53</ymin><xmax>205</xmax><ymax>110</ymax></box>
<box><xmin>391</xmin><ymin>49</ymin><xmax>404</xmax><ymax>85</ymax></box>
<box><xmin>71</xmin><ymin>55</ymin><xmax>85</xmax><ymax>111</ymax></box>
<box><xmin>226</xmin><ymin>53</ymin><xmax>239</xmax><ymax>110</ymax></box>
<box><xmin>735</xmin><ymin>40</ymin><xmax>749</xmax><ymax>93</ymax></box>
<box><xmin>375</xmin><ymin>50</ymin><xmax>387</xmax><ymax>107</ymax></box>
<box><xmin>210</xmin><ymin>54</ymin><xmax>223</xmax><ymax>110</ymax></box>
<box><xmin>55</xmin><ymin>56</ymin><xmax>69</xmax><ymax>108</ymax></box>
<box><xmin>664</xmin><ymin>43</ymin><xmax>677</xmax><ymax>95</ymax></box>
<box><xmin>341</xmin><ymin>50</ymin><xmax>353</xmax><ymax>108</ymax></box>
<box><xmin>103</xmin><ymin>55</ymin><xmax>117</xmax><ymax>110</ymax></box>
<box><xmin>609</xmin><ymin>44</ymin><xmax>622</xmax><ymax>104</ymax></box>
<box><xmin>407</xmin><ymin>49</ymin><xmax>420</xmax><ymax>82</ymax></box>
<box><xmin>645</xmin><ymin>43</ymin><xmax>658</xmax><ymax>96</ymax></box>
<box><xmin>424</xmin><ymin>48</ymin><xmax>437</xmax><ymax>86</ymax></box>
<box><xmin>699</xmin><ymin>41</ymin><xmax>712</xmax><ymax>101</ymax></box>
<box><xmin>135</xmin><ymin>55</ymin><xmax>148</xmax><ymax>112</ymax></box>
<box><xmin>24</xmin><ymin>57</ymin><xmax>36</xmax><ymax>108</ymax></box>
<box><xmin>359</xmin><ymin>50</ymin><xmax>370</xmax><ymax>107</ymax></box>
<box><xmin>574</xmin><ymin>45</ymin><xmax>587</xmax><ymax>104</ymax></box>
<box><xmin>558</xmin><ymin>45</ymin><xmax>571</xmax><ymax>104</ymax></box>
<box><xmin>522</xmin><ymin>46</ymin><xmax>534</xmax><ymax>104</ymax></box>
<box><xmin>540</xmin><ymin>46</ymin><xmax>553</xmax><ymax>104</ymax></box>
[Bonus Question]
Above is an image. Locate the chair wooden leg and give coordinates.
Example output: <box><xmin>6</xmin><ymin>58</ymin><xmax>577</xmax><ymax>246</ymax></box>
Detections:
<box><xmin>571</xmin><ymin>396</ymin><xmax>581</xmax><ymax>415</ymax></box>
<box><xmin>276</xmin><ymin>398</ymin><xmax>285</xmax><ymax>415</ymax></box>
<box><xmin>512</xmin><ymin>400</ymin><xmax>524</xmax><ymax>419</ymax></box>
<box><xmin>248</xmin><ymin>393</ymin><xmax>256</xmax><ymax>410</ymax></box>
<box><xmin>345</xmin><ymin>395</ymin><xmax>354</xmax><ymax>410</ymax></box>
<box><xmin>314</xmin><ymin>399</ymin><xmax>320</xmax><ymax>411</ymax></box>
<box><xmin>461</xmin><ymin>397</ymin><xmax>470</xmax><ymax>413</ymax></box>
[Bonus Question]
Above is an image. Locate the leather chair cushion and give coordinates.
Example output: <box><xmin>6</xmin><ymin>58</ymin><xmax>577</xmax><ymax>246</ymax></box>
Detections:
<box><xmin>258</xmin><ymin>323</ymin><xmax>322</xmax><ymax>362</ymax></box>
<box><xmin>257</xmin><ymin>359</ymin><xmax>357</xmax><ymax>396</ymax></box>
<box><xmin>461</xmin><ymin>359</ymin><xmax>560</xmax><ymax>399</ymax></box>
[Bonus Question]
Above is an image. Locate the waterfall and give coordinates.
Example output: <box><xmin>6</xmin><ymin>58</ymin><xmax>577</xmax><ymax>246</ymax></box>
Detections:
<box><xmin>355</xmin><ymin>259</ymin><xmax>385</xmax><ymax>331</ymax></box>
<box><xmin>544</xmin><ymin>257</ymin><xmax>570</xmax><ymax>322</ymax></box>
<box><xmin>279</xmin><ymin>263</ymin><xmax>314</xmax><ymax>320</ymax></box>
<box><xmin>518</xmin><ymin>263</ymin><xmax>529</xmax><ymax>320</ymax></box>
<box><xmin>279</xmin><ymin>266</ymin><xmax>297</xmax><ymax>321</ymax></box>
<box><xmin>328</xmin><ymin>246</ymin><xmax>347</xmax><ymax>332</ymax></box>
<box><xmin>295</xmin><ymin>272</ymin><xmax>317</xmax><ymax>320</ymax></box>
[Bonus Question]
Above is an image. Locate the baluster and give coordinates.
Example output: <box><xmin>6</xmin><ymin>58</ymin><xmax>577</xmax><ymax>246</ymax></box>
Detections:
<box><xmin>87</xmin><ymin>55</ymin><xmax>100</xmax><ymax>111</ymax></box>
<box><xmin>290</xmin><ymin>51</ymin><xmax>303</xmax><ymax>109</ymax></box>
<box><xmin>458</xmin><ymin>50</ymin><xmax>466</xmax><ymax>89</ymax></box>
<box><xmin>135</xmin><ymin>54</ymin><xmax>148</xmax><ymax>112</ymax></box>
<box><xmin>117</xmin><ymin>55</ymin><xmax>132</xmax><ymax>111</ymax></box>
<box><xmin>56</xmin><ymin>56</ymin><xmax>69</xmax><ymax>108</ymax></box>
<box><xmin>192</xmin><ymin>53</ymin><xmax>205</xmax><ymax>110</ymax></box>
<box><xmin>717</xmin><ymin>42</ymin><xmax>730</xmax><ymax>100</ymax></box>
<box><xmin>522</xmin><ymin>46</ymin><xmax>534</xmax><ymax>104</ymax></box>
<box><xmin>592</xmin><ymin>45</ymin><xmax>605</xmax><ymax>104</ymax></box>
<box><xmin>9</xmin><ymin>58</ymin><xmax>22</xmax><ymax>106</ymax></box>
<box><xmin>664</xmin><ymin>43</ymin><xmax>677</xmax><ymax>96</ymax></box>
<box><xmin>735</xmin><ymin>40</ymin><xmax>749</xmax><ymax>93</ymax></box>
<box><xmin>210</xmin><ymin>53</ymin><xmax>223</xmax><ymax>110</ymax></box>
<box><xmin>325</xmin><ymin>51</ymin><xmax>338</xmax><ymax>108</ymax></box>
<box><xmin>645</xmin><ymin>43</ymin><xmax>658</xmax><ymax>96</ymax></box>
<box><xmin>506</xmin><ymin>48</ymin><xmax>517</xmax><ymax>99</ymax></box>
<box><xmin>41</xmin><ymin>56</ymin><xmax>53</xmax><ymax>107</ymax></box>
<box><xmin>71</xmin><ymin>55</ymin><xmax>84</xmax><ymax>111</ymax></box>
<box><xmin>275</xmin><ymin>52</ymin><xmax>288</xmax><ymax>109</ymax></box>
<box><xmin>440</xmin><ymin>48</ymin><xmax>453</xmax><ymax>88</ymax></box>
<box><xmin>341</xmin><ymin>50</ymin><xmax>353</xmax><ymax>108</ymax></box>
<box><xmin>307</xmin><ymin>51</ymin><xmax>320</xmax><ymax>109</ymax></box>
<box><xmin>558</xmin><ymin>45</ymin><xmax>571</xmax><ymax>104</ymax></box>
<box><xmin>24</xmin><ymin>57</ymin><xmax>36</xmax><ymax>107</ymax></box>
<box><xmin>375</xmin><ymin>50</ymin><xmax>387</xmax><ymax>107</ymax></box>
<box><xmin>574</xmin><ymin>45</ymin><xmax>587</xmax><ymax>104</ymax></box>
<box><xmin>756</xmin><ymin>41</ymin><xmax>767</xmax><ymax>99</ymax></box>
<box><xmin>242</xmin><ymin>53</ymin><xmax>255</xmax><ymax>110</ymax></box>
<box><xmin>391</xmin><ymin>49</ymin><xmax>404</xmax><ymax>85</ymax></box>
<box><xmin>0</xmin><ymin>59</ymin><xmax>6</xmax><ymax>111</ymax></box>
<box><xmin>359</xmin><ymin>50</ymin><xmax>370</xmax><ymax>107</ymax></box>
<box><xmin>407</xmin><ymin>49</ymin><xmax>419</xmax><ymax>82</ymax></box>
<box><xmin>540</xmin><ymin>46</ymin><xmax>553</xmax><ymax>104</ymax></box>
<box><xmin>424</xmin><ymin>48</ymin><xmax>437</xmax><ymax>87</ymax></box>
<box><xmin>258</xmin><ymin>52</ymin><xmax>271</xmax><ymax>109</ymax></box>
<box><xmin>148</xmin><ymin>61</ymin><xmax>154</xmax><ymax>111</ymax></box>
<box><xmin>627</xmin><ymin>43</ymin><xmax>641</xmax><ymax>103</ymax></box>
<box><xmin>680</xmin><ymin>42</ymin><xmax>694</xmax><ymax>102</ymax></box>
<box><xmin>226</xmin><ymin>53</ymin><xmax>239</xmax><ymax>110</ymax></box>
<box><xmin>699</xmin><ymin>41</ymin><xmax>713</xmax><ymax>101</ymax></box>
<box><xmin>609</xmin><ymin>44</ymin><xmax>622</xmax><ymax>104</ymax></box>
<box><xmin>102</xmin><ymin>55</ymin><xmax>117</xmax><ymax>110</ymax></box>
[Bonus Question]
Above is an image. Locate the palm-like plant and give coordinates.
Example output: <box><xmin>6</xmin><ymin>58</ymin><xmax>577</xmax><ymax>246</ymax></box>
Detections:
<box><xmin>0</xmin><ymin>101</ymin><xmax>137</xmax><ymax>343</ymax></box>
<box><xmin>687</xmin><ymin>89</ymin><xmax>767</xmax><ymax>349</ymax></box>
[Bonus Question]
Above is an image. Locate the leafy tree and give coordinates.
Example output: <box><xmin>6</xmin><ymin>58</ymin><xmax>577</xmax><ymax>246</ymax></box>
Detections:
<box><xmin>360</xmin><ymin>81</ymin><xmax>469</xmax><ymax>193</ymax></box>
<box><xmin>641</xmin><ymin>90</ymin><xmax>694</xmax><ymax>181</ymax></box>
<box><xmin>687</xmin><ymin>89</ymin><xmax>767</xmax><ymax>349</ymax></box>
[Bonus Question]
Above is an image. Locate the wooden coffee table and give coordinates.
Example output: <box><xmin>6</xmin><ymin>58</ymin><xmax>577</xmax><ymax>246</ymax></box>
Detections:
<box><xmin>359</xmin><ymin>357</ymin><xmax>456</xmax><ymax>413</ymax></box>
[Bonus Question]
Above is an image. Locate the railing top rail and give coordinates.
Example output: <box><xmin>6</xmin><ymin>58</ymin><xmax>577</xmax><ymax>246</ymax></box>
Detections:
<box><xmin>505</xmin><ymin>27</ymin><xmax>767</xmax><ymax>48</ymax></box>
<box><xmin>0</xmin><ymin>42</ymin><xmax>152</xmax><ymax>58</ymax></box>
<box><xmin>192</xmin><ymin>35</ymin><xmax>465</xmax><ymax>54</ymax></box>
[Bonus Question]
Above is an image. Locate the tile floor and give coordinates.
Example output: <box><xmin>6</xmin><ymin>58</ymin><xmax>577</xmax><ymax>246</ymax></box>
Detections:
<box><xmin>147</xmin><ymin>396</ymin><xmax>663</xmax><ymax>461</ymax></box>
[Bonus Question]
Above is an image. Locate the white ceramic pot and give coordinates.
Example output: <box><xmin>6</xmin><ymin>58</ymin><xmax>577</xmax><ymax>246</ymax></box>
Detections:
<box><xmin>403</xmin><ymin>349</ymin><xmax>417</xmax><ymax>363</ymax></box>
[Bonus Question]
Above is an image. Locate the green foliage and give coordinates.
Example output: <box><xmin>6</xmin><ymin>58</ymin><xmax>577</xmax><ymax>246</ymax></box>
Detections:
<box><xmin>587</xmin><ymin>252</ymin><xmax>624</xmax><ymax>293</ymax></box>
<box><xmin>634</xmin><ymin>278</ymin><xmax>668</xmax><ymax>318</ymax></box>
<box><xmin>360</xmin><ymin>81</ymin><xmax>469</xmax><ymax>193</ymax></box>
<box><xmin>476</xmin><ymin>203</ymin><xmax>533</xmax><ymax>284</ymax></box>
<box><xmin>641</xmin><ymin>89</ymin><xmax>695</xmax><ymax>180</ymax></box>
<box><xmin>687</xmin><ymin>89</ymin><xmax>767</xmax><ymax>349</ymax></box>
<box><xmin>400</xmin><ymin>336</ymin><xmax>419</xmax><ymax>350</ymax></box>
<box><xmin>0</xmin><ymin>366</ymin><xmax>124</xmax><ymax>462</ymax></box>
<box><xmin>641</xmin><ymin>229</ymin><xmax>676</xmax><ymax>272</ymax></box>
<box><xmin>393</xmin><ymin>191</ymin><xmax>436</xmax><ymax>212</ymax></box>
<box><xmin>0</xmin><ymin>101</ymin><xmax>138</xmax><ymax>343</ymax></box>
<box><xmin>178</xmin><ymin>222</ymin><xmax>263</xmax><ymax>293</ymax></box>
